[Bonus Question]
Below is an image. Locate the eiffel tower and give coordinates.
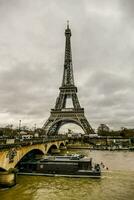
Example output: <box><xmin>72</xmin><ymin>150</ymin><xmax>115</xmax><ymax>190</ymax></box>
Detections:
<box><xmin>43</xmin><ymin>22</ymin><xmax>94</xmax><ymax>135</ymax></box>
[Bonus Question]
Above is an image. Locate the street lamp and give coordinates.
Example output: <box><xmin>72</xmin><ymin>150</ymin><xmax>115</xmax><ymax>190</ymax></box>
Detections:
<box><xmin>19</xmin><ymin>120</ymin><xmax>21</xmax><ymax>131</ymax></box>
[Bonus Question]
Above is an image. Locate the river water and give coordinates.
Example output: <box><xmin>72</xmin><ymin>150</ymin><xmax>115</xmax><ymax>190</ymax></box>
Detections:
<box><xmin>0</xmin><ymin>150</ymin><xmax>134</xmax><ymax>200</ymax></box>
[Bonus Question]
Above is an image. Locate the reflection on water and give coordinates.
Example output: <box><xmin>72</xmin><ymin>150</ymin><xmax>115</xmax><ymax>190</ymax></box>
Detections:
<box><xmin>0</xmin><ymin>151</ymin><xmax>134</xmax><ymax>200</ymax></box>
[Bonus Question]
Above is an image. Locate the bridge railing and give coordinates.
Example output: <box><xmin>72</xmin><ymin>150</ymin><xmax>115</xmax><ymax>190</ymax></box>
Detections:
<box><xmin>0</xmin><ymin>135</ymin><xmax>68</xmax><ymax>150</ymax></box>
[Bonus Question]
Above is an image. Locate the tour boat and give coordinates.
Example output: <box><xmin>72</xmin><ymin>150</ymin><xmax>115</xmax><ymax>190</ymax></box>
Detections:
<box><xmin>17</xmin><ymin>154</ymin><xmax>101</xmax><ymax>178</ymax></box>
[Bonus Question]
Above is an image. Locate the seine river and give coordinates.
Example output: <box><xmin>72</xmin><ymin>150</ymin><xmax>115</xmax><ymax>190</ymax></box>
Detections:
<box><xmin>0</xmin><ymin>150</ymin><xmax>134</xmax><ymax>200</ymax></box>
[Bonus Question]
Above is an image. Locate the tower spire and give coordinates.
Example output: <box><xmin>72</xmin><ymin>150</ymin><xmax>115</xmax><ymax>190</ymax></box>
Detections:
<box><xmin>67</xmin><ymin>20</ymin><xmax>69</xmax><ymax>29</ymax></box>
<box><xmin>62</xmin><ymin>21</ymin><xmax>74</xmax><ymax>86</ymax></box>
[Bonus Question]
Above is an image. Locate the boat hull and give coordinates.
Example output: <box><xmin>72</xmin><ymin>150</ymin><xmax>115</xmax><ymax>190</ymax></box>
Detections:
<box><xmin>17</xmin><ymin>172</ymin><xmax>101</xmax><ymax>178</ymax></box>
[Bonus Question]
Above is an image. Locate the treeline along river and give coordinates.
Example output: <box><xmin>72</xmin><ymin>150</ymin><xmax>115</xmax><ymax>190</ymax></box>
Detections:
<box><xmin>0</xmin><ymin>150</ymin><xmax>134</xmax><ymax>200</ymax></box>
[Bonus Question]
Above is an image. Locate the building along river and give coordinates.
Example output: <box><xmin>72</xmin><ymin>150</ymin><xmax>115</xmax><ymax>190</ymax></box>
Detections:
<box><xmin>0</xmin><ymin>150</ymin><xmax>134</xmax><ymax>200</ymax></box>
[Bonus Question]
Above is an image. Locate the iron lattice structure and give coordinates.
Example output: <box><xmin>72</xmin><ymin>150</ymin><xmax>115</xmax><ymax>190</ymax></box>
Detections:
<box><xmin>43</xmin><ymin>22</ymin><xmax>94</xmax><ymax>135</ymax></box>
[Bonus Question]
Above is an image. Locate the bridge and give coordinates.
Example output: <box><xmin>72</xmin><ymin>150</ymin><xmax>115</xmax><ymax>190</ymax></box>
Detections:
<box><xmin>0</xmin><ymin>136</ymin><xmax>68</xmax><ymax>171</ymax></box>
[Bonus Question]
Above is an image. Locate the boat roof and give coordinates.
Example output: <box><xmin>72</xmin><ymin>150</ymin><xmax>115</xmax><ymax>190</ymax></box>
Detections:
<box><xmin>20</xmin><ymin>154</ymin><xmax>92</xmax><ymax>164</ymax></box>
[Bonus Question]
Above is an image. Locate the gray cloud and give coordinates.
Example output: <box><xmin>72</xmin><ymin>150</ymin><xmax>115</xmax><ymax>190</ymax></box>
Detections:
<box><xmin>0</xmin><ymin>0</ymin><xmax>134</xmax><ymax>130</ymax></box>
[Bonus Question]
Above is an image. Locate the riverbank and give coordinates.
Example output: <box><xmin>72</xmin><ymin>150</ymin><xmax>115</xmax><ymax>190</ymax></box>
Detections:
<box><xmin>67</xmin><ymin>144</ymin><xmax>134</xmax><ymax>151</ymax></box>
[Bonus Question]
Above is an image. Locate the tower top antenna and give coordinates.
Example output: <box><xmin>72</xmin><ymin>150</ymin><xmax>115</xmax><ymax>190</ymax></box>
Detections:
<box><xmin>67</xmin><ymin>20</ymin><xmax>69</xmax><ymax>29</ymax></box>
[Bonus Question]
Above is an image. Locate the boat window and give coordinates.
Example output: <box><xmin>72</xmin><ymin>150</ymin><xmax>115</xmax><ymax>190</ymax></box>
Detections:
<box><xmin>79</xmin><ymin>162</ymin><xmax>91</xmax><ymax>170</ymax></box>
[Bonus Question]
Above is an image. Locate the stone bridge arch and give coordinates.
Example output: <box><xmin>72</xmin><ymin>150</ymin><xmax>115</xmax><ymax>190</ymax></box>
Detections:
<box><xmin>0</xmin><ymin>167</ymin><xmax>6</xmax><ymax>172</ymax></box>
<box><xmin>15</xmin><ymin>148</ymin><xmax>45</xmax><ymax>168</ymax></box>
<box><xmin>59</xmin><ymin>142</ymin><xmax>65</xmax><ymax>147</ymax></box>
<box><xmin>2</xmin><ymin>144</ymin><xmax>46</xmax><ymax>171</ymax></box>
<box><xmin>47</xmin><ymin>144</ymin><xmax>58</xmax><ymax>154</ymax></box>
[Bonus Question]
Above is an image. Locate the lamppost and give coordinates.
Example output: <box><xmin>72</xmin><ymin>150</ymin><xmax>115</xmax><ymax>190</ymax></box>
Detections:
<box><xmin>19</xmin><ymin>120</ymin><xmax>21</xmax><ymax>132</ymax></box>
<box><xmin>34</xmin><ymin>124</ymin><xmax>36</xmax><ymax>132</ymax></box>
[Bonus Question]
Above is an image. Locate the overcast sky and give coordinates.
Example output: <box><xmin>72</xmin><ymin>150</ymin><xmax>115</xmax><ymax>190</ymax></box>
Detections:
<box><xmin>0</xmin><ymin>0</ymin><xmax>134</xmax><ymax>131</ymax></box>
